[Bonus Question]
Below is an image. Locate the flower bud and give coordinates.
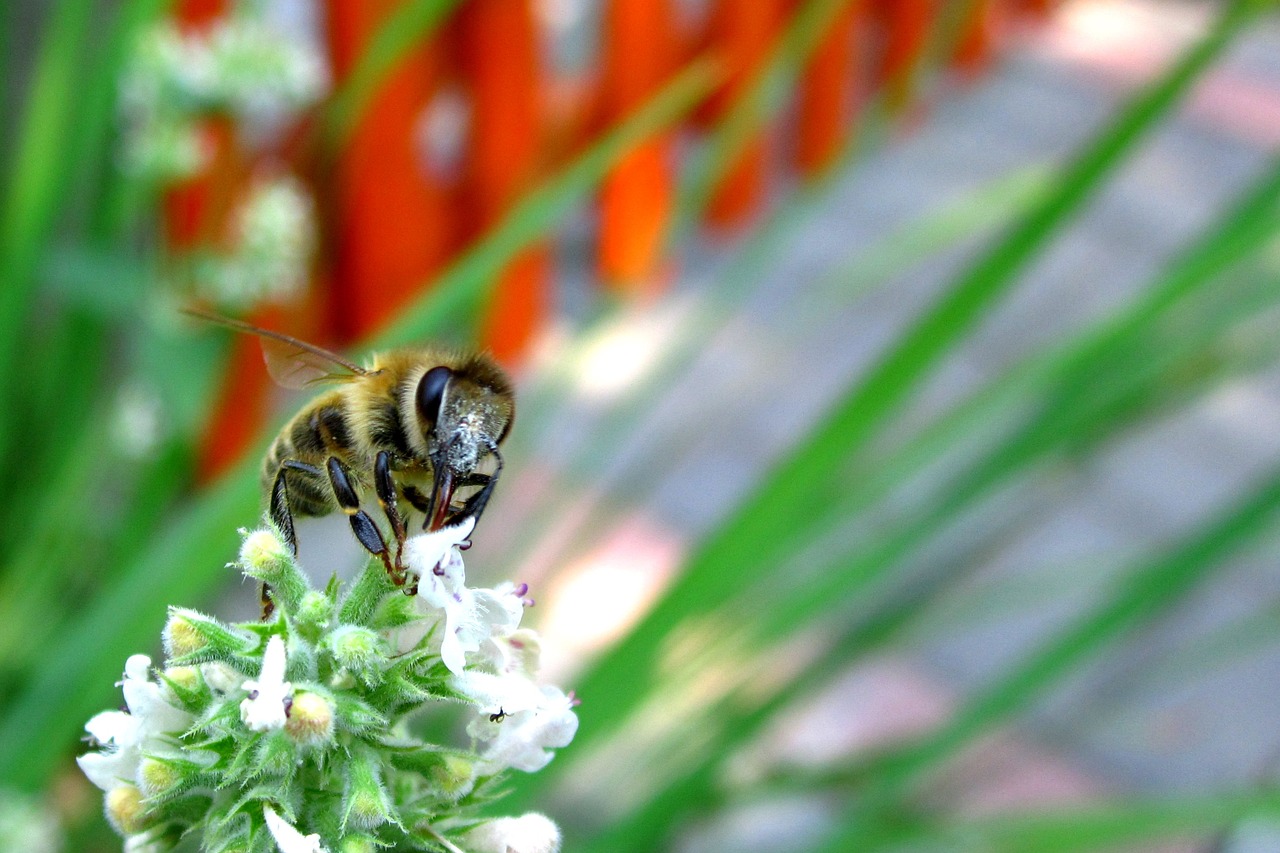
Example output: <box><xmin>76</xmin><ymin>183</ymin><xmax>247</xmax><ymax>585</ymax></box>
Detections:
<box><xmin>138</xmin><ymin>757</ymin><xmax>181</xmax><ymax>797</ymax></box>
<box><xmin>328</xmin><ymin>625</ymin><xmax>384</xmax><ymax>683</ymax></box>
<box><xmin>342</xmin><ymin>750</ymin><xmax>393</xmax><ymax>831</ymax></box>
<box><xmin>294</xmin><ymin>590</ymin><xmax>332</xmax><ymax>642</ymax></box>
<box><xmin>162</xmin><ymin>666</ymin><xmax>199</xmax><ymax>692</ymax></box>
<box><xmin>431</xmin><ymin>754</ymin><xmax>476</xmax><ymax>802</ymax></box>
<box><xmin>459</xmin><ymin>814</ymin><xmax>561</xmax><ymax>853</ymax></box>
<box><xmin>340</xmin><ymin>837</ymin><xmax>379</xmax><ymax>853</ymax></box>
<box><xmin>238</xmin><ymin>529</ymin><xmax>291</xmax><ymax>580</ymax></box>
<box><xmin>239</xmin><ymin>529</ymin><xmax>308</xmax><ymax>611</ymax></box>
<box><xmin>162</xmin><ymin>613</ymin><xmax>206</xmax><ymax>659</ymax></box>
<box><xmin>201</xmin><ymin>661</ymin><xmax>242</xmax><ymax>695</ymax></box>
<box><xmin>105</xmin><ymin>785</ymin><xmax>152</xmax><ymax>836</ymax></box>
<box><xmin>285</xmin><ymin>691</ymin><xmax>334</xmax><ymax>746</ymax></box>
<box><xmin>163</xmin><ymin>608</ymin><xmax>254</xmax><ymax>663</ymax></box>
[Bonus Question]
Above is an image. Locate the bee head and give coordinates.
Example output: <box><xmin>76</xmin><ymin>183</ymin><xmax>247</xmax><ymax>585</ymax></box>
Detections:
<box><xmin>413</xmin><ymin>358</ymin><xmax>513</xmax><ymax>472</ymax></box>
<box><xmin>411</xmin><ymin>356</ymin><xmax>513</xmax><ymax>530</ymax></box>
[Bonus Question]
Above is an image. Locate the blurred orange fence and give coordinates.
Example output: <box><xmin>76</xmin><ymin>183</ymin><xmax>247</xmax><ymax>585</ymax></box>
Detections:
<box><xmin>171</xmin><ymin>0</ymin><xmax>1054</xmax><ymax>480</ymax></box>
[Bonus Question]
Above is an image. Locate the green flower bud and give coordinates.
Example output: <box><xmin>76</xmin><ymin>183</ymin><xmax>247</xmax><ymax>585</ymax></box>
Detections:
<box><xmin>339</xmin><ymin>836</ymin><xmax>379</xmax><ymax>853</ymax></box>
<box><xmin>327</xmin><ymin>625</ymin><xmax>384</xmax><ymax>684</ymax></box>
<box><xmin>239</xmin><ymin>528</ymin><xmax>308</xmax><ymax>612</ymax></box>
<box><xmin>163</xmin><ymin>608</ymin><xmax>254</xmax><ymax>664</ymax></box>
<box><xmin>138</xmin><ymin>757</ymin><xmax>181</xmax><ymax>797</ymax></box>
<box><xmin>105</xmin><ymin>785</ymin><xmax>151</xmax><ymax>835</ymax></box>
<box><xmin>294</xmin><ymin>590</ymin><xmax>333</xmax><ymax>642</ymax></box>
<box><xmin>162</xmin><ymin>612</ymin><xmax>206</xmax><ymax>659</ymax></box>
<box><xmin>431</xmin><ymin>754</ymin><xmax>477</xmax><ymax>802</ymax></box>
<box><xmin>342</xmin><ymin>750</ymin><xmax>394</xmax><ymax>831</ymax></box>
<box><xmin>285</xmin><ymin>691</ymin><xmax>335</xmax><ymax>746</ymax></box>
<box><xmin>238</xmin><ymin>529</ymin><xmax>291</xmax><ymax>580</ymax></box>
<box><xmin>163</xmin><ymin>665</ymin><xmax>200</xmax><ymax>692</ymax></box>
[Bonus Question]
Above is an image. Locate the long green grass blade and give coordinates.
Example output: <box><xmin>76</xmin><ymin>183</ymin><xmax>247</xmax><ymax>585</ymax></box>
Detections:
<box><xmin>517</xmin><ymin>131</ymin><xmax>1280</xmax><ymax>849</ymax></box>
<box><xmin>499</xmin><ymin>163</ymin><xmax>1053</xmax><ymax>583</ymax></box>
<box><xmin>555</xmin><ymin>215</ymin><xmax>1280</xmax><ymax>850</ymax></box>
<box><xmin>0</xmin><ymin>0</ymin><xmax>96</xmax><ymax>445</ymax></box>
<box><xmin>0</xmin><ymin>0</ymin><xmax>172</xmax><ymax>484</ymax></box>
<box><xmin>321</xmin><ymin>0</ymin><xmax>462</xmax><ymax>150</ymax></box>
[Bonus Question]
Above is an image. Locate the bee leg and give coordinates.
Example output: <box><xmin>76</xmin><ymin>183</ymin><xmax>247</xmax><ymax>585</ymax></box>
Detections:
<box><xmin>402</xmin><ymin>486</ymin><xmax>432</xmax><ymax>515</ymax></box>
<box><xmin>325</xmin><ymin>456</ymin><xmax>396</xmax><ymax>578</ymax></box>
<box><xmin>445</xmin><ymin>444</ymin><xmax>504</xmax><ymax>529</ymax></box>
<box><xmin>266</xmin><ymin>459</ymin><xmax>323</xmax><ymax>619</ymax></box>
<box><xmin>374</xmin><ymin>451</ymin><xmax>407</xmax><ymax>580</ymax></box>
<box><xmin>267</xmin><ymin>461</ymin><xmax>312</xmax><ymax>555</ymax></box>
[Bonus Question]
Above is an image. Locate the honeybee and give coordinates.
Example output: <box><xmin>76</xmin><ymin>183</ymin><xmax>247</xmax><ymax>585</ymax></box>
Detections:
<box><xmin>187</xmin><ymin>310</ymin><xmax>514</xmax><ymax>585</ymax></box>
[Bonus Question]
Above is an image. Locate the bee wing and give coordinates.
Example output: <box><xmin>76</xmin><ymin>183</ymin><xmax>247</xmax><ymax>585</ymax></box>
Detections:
<box><xmin>181</xmin><ymin>308</ymin><xmax>376</xmax><ymax>390</ymax></box>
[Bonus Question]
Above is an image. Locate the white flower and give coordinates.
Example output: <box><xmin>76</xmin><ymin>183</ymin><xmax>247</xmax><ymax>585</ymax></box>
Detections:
<box><xmin>407</xmin><ymin>518</ymin><xmax>525</xmax><ymax>675</ymax></box>
<box><xmin>472</xmin><ymin>686</ymin><xmax>578</xmax><ymax>775</ymax></box>
<box><xmin>208</xmin><ymin>18</ymin><xmax>327</xmax><ymax>125</ymax></box>
<box><xmin>459</xmin><ymin>813</ymin><xmax>561</xmax><ymax>853</ymax></box>
<box><xmin>263</xmin><ymin>805</ymin><xmax>328</xmax><ymax>853</ymax></box>
<box><xmin>240</xmin><ymin>636</ymin><xmax>292</xmax><ymax>732</ymax></box>
<box><xmin>124</xmin><ymin>828</ymin><xmax>171</xmax><ymax>853</ymax></box>
<box><xmin>452</xmin><ymin>669</ymin><xmax>545</xmax><ymax>721</ymax></box>
<box><xmin>203</xmin><ymin>177</ymin><xmax>316</xmax><ymax>308</ymax></box>
<box><xmin>77</xmin><ymin>655</ymin><xmax>193</xmax><ymax>793</ymax></box>
<box><xmin>403</xmin><ymin>516</ymin><xmax>476</xmax><ymax>580</ymax></box>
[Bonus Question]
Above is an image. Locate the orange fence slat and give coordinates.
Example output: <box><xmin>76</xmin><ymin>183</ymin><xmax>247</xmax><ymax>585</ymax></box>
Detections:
<box><xmin>953</xmin><ymin>0</ymin><xmax>1000</xmax><ymax>76</ymax></box>
<box><xmin>703</xmin><ymin>0</ymin><xmax>788</xmax><ymax>229</ymax></box>
<box><xmin>873</xmin><ymin>0</ymin><xmax>936</xmax><ymax>115</ymax></box>
<box><xmin>596</xmin><ymin>0</ymin><xmax>680</xmax><ymax>293</ymax></box>
<box><xmin>455</xmin><ymin>0</ymin><xmax>549</xmax><ymax>365</ymax></box>
<box><xmin>794</xmin><ymin>1</ymin><xmax>864</xmax><ymax>175</ymax></box>
<box><xmin>325</xmin><ymin>0</ymin><xmax>460</xmax><ymax>344</ymax></box>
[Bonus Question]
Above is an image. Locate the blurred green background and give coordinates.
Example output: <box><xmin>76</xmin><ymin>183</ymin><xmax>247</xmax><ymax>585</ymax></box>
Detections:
<box><xmin>2</xmin><ymin>0</ymin><xmax>1280</xmax><ymax>850</ymax></box>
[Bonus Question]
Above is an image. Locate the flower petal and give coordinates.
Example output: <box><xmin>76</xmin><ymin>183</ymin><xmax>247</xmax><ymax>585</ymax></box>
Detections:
<box><xmin>263</xmin><ymin>804</ymin><xmax>328</xmax><ymax>853</ymax></box>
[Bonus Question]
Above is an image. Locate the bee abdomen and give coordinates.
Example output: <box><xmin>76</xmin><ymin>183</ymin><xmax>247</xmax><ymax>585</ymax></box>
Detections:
<box><xmin>262</xmin><ymin>421</ymin><xmax>336</xmax><ymax>518</ymax></box>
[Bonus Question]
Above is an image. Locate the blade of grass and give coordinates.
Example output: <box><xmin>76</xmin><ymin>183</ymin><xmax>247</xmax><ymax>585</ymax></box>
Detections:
<box><xmin>498</xmin><ymin>163</ymin><xmax>1053</xmax><ymax>580</ymax></box>
<box><xmin>0</xmin><ymin>0</ymin><xmax>97</xmax><ymax>460</ymax></box>
<box><xmin>552</xmin><ymin>228</ymin><xmax>1280</xmax><ymax>849</ymax></box>
<box><xmin>0</xmin><ymin>0</ymin><xmax>172</xmax><ymax>485</ymax></box>
<box><xmin>546</xmin><ymin>0</ymin><xmax>1265</xmax><ymax>772</ymax></box>
<box><xmin>320</xmin><ymin>0</ymin><xmax>462</xmax><ymax>150</ymax></box>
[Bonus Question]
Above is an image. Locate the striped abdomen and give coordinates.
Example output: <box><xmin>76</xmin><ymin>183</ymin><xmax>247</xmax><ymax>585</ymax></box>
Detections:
<box><xmin>261</xmin><ymin>391</ymin><xmax>356</xmax><ymax>517</ymax></box>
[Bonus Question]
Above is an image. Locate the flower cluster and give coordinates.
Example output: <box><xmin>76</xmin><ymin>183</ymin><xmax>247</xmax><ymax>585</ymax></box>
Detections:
<box><xmin>78</xmin><ymin>523</ymin><xmax>576</xmax><ymax>853</ymax></box>
<box><xmin>119</xmin><ymin>15</ymin><xmax>326</xmax><ymax>183</ymax></box>
<box><xmin>188</xmin><ymin>176</ymin><xmax>317</xmax><ymax>309</ymax></box>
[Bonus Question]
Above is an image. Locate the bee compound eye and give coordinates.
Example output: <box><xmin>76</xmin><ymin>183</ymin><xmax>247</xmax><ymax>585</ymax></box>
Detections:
<box><xmin>416</xmin><ymin>366</ymin><xmax>452</xmax><ymax>426</ymax></box>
